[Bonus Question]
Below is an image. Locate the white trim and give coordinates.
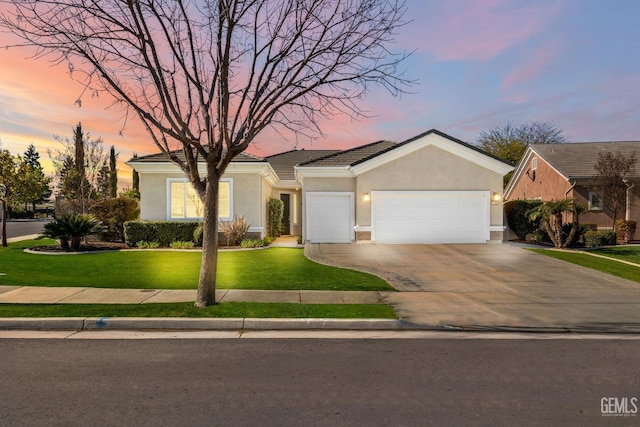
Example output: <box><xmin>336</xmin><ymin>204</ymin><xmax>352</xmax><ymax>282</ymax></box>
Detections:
<box><xmin>248</xmin><ymin>226</ymin><xmax>264</xmax><ymax>232</ymax></box>
<box><xmin>490</xmin><ymin>225</ymin><xmax>506</xmax><ymax>231</ymax></box>
<box><xmin>355</xmin><ymin>225</ymin><xmax>372</xmax><ymax>232</ymax></box>
<box><xmin>305</xmin><ymin>192</ymin><xmax>355</xmax><ymax>243</ymax></box>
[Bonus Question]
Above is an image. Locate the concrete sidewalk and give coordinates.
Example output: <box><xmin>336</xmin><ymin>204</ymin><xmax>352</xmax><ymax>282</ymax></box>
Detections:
<box><xmin>0</xmin><ymin>285</ymin><xmax>387</xmax><ymax>305</ymax></box>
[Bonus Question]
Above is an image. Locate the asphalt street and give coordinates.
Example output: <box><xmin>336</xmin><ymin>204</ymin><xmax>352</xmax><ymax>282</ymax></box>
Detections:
<box><xmin>0</xmin><ymin>337</ymin><xmax>638</xmax><ymax>426</ymax></box>
<box><xmin>4</xmin><ymin>219</ymin><xmax>49</xmax><ymax>238</ymax></box>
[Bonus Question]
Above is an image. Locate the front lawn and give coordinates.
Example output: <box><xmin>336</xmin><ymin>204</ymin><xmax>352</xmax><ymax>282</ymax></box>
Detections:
<box><xmin>0</xmin><ymin>240</ymin><xmax>393</xmax><ymax>291</ymax></box>
<box><xmin>593</xmin><ymin>246</ymin><xmax>640</xmax><ymax>264</ymax></box>
<box><xmin>530</xmin><ymin>248</ymin><xmax>640</xmax><ymax>283</ymax></box>
<box><xmin>0</xmin><ymin>302</ymin><xmax>397</xmax><ymax>318</ymax></box>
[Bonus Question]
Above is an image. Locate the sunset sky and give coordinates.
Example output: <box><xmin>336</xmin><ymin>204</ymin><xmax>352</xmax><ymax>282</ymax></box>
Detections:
<box><xmin>1</xmin><ymin>0</ymin><xmax>639</xmax><ymax>188</ymax></box>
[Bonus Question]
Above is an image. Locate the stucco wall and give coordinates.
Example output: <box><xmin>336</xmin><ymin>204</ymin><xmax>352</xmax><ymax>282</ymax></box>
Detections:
<box><xmin>356</xmin><ymin>145</ymin><xmax>505</xmax><ymax>227</ymax></box>
<box><xmin>138</xmin><ymin>172</ymin><xmax>265</xmax><ymax>232</ymax></box>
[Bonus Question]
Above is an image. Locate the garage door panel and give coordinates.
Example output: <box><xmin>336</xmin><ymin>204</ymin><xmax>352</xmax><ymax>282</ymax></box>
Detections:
<box><xmin>306</xmin><ymin>193</ymin><xmax>354</xmax><ymax>243</ymax></box>
<box><xmin>372</xmin><ymin>191</ymin><xmax>489</xmax><ymax>244</ymax></box>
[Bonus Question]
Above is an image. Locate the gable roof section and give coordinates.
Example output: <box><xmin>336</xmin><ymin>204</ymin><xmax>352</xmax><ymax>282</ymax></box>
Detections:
<box><xmin>505</xmin><ymin>141</ymin><xmax>640</xmax><ymax>199</ymax></box>
<box><xmin>296</xmin><ymin>129</ymin><xmax>513</xmax><ymax>178</ymax></box>
<box><xmin>531</xmin><ymin>141</ymin><xmax>640</xmax><ymax>179</ymax></box>
<box><xmin>266</xmin><ymin>149</ymin><xmax>340</xmax><ymax>180</ymax></box>
<box><xmin>130</xmin><ymin>150</ymin><xmax>266</xmax><ymax>163</ymax></box>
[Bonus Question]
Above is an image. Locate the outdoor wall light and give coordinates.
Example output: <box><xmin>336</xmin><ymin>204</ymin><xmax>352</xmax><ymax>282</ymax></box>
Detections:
<box><xmin>363</xmin><ymin>193</ymin><xmax>370</xmax><ymax>202</ymax></box>
<box><xmin>491</xmin><ymin>192</ymin><xmax>502</xmax><ymax>205</ymax></box>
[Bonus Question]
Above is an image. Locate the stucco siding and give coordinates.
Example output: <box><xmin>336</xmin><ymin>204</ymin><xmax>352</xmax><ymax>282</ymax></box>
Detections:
<box><xmin>356</xmin><ymin>145</ymin><xmax>505</xmax><ymax>227</ymax></box>
<box><xmin>139</xmin><ymin>173</ymin><xmax>183</xmax><ymax>220</ymax></box>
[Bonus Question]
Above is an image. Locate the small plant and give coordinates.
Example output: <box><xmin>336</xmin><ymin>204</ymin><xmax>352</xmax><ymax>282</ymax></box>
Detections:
<box><xmin>40</xmin><ymin>214</ymin><xmax>106</xmax><ymax>251</ymax></box>
<box><xmin>219</xmin><ymin>215</ymin><xmax>251</xmax><ymax>246</ymax></box>
<box><xmin>263</xmin><ymin>236</ymin><xmax>274</xmax><ymax>245</ymax></box>
<box><xmin>136</xmin><ymin>240</ymin><xmax>160</xmax><ymax>249</ymax></box>
<box><xmin>193</xmin><ymin>224</ymin><xmax>203</xmax><ymax>246</ymax></box>
<box><xmin>240</xmin><ymin>239</ymin><xmax>265</xmax><ymax>248</ymax></box>
<box><xmin>170</xmin><ymin>240</ymin><xmax>195</xmax><ymax>249</ymax></box>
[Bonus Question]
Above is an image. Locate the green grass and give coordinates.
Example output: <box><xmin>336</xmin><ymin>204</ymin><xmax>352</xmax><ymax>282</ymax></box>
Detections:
<box><xmin>530</xmin><ymin>248</ymin><xmax>640</xmax><ymax>283</ymax></box>
<box><xmin>0</xmin><ymin>302</ymin><xmax>397</xmax><ymax>318</ymax></box>
<box><xmin>0</xmin><ymin>240</ymin><xmax>393</xmax><ymax>291</ymax></box>
<box><xmin>593</xmin><ymin>246</ymin><xmax>640</xmax><ymax>264</ymax></box>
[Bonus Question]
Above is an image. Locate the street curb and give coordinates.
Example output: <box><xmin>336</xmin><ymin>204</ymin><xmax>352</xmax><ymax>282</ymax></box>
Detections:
<box><xmin>1</xmin><ymin>318</ymin><xmax>640</xmax><ymax>334</ymax></box>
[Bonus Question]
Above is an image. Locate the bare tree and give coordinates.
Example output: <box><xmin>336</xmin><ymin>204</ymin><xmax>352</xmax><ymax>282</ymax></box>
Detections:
<box><xmin>1</xmin><ymin>0</ymin><xmax>412</xmax><ymax>306</ymax></box>
<box><xmin>591</xmin><ymin>151</ymin><xmax>640</xmax><ymax>230</ymax></box>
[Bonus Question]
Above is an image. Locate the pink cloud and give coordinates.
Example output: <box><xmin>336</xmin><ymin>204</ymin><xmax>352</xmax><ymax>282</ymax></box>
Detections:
<box><xmin>501</xmin><ymin>45</ymin><xmax>562</xmax><ymax>91</ymax></box>
<box><xmin>406</xmin><ymin>0</ymin><xmax>561</xmax><ymax>62</ymax></box>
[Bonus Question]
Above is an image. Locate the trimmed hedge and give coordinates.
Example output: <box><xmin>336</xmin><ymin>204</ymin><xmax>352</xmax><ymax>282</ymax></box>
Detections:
<box><xmin>584</xmin><ymin>230</ymin><xmax>617</xmax><ymax>248</ymax></box>
<box><xmin>124</xmin><ymin>221</ymin><xmax>201</xmax><ymax>247</ymax></box>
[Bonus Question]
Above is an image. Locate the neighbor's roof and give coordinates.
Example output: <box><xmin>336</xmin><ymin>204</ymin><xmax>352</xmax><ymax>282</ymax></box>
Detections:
<box><xmin>266</xmin><ymin>149</ymin><xmax>340</xmax><ymax>180</ymax></box>
<box><xmin>129</xmin><ymin>150</ymin><xmax>266</xmax><ymax>163</ymax></box>
<box><xmin>531</xmin><ymin>141</ymin><xmax>640</xmax><ymax>178</ymax></box>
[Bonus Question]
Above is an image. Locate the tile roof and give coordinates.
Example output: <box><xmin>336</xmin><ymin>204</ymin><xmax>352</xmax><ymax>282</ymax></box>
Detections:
<box><xmin>531</xmin><ymin>141</ymin><xmax>640</xmax><ymax>178</ymax></box>
<box><xmin>266</xmin><ymin>149</ymin><xmax>340</xmax><ymax>180</ymax></box>
<box><xmin>130</xmin><ymin>150</ymin><xmax>266</xmax><ymax>163</ymax></box>
<box><xmin>298</xmin><ymin>140</ymin><xmax>397</xmax><ymax>167</ymax></box>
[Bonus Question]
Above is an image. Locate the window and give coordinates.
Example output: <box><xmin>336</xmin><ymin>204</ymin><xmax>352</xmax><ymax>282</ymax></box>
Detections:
<box><xmin>168</xmin><ymin>179</ymin><xmax>232</xmax><ymax>220</ymax></box>
<box><xmin>532</xmin><ymin>157</ymin><xmax>538</xmax><ymax>170</ymax></box>
<box><xmin>589</xmin><ymin>192</ymin><xmax>602</xmax><ymax>210</ymax></box>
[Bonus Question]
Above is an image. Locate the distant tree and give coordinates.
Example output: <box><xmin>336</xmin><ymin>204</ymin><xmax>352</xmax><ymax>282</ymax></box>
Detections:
<box><xmin>18</xmin><ymin>145</ymin><xmax>51</xmax><ymax>212</ymax></box>
<box><xmin>50</xmin><ymin>123</ymin><xmax>109</xmax><ymax>213</ymax></box>
<box><xmin>590</xmin><ymin>151</ymin><xmax>640</xmax><ymax>230</ymax></box>
<box><xmin>109</xmin><ymin>146</ymin><xmax>118</xmax><ymax>198</ymax></box>
<box><xmin>0</xmin><ymin>150</ymin><xmax>18</xmax><ymax>246</ymax></box>
<box><xmin>95</xmin><ymin>161</ymin><xmax>110</xmax><ymax>199</ymax></box>
<box><xmin>477</xmin><ymin>121</ymin><xmax>567</xmax><ymax>184</ymax></box>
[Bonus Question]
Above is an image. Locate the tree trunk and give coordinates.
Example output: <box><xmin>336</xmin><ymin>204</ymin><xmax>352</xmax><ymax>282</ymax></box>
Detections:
<box><xmin>1</xmin><ymin>199</ymin><xmax>7</xmax><ymax>247</ymax></box>
<box><xmin>195</xmin><ymin>171</ymin><xmax>220</xmax><ymax>307</ymax></box>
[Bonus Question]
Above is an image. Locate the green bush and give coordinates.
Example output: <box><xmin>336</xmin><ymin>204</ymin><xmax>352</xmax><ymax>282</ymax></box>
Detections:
<box><xmin>170</xmin><ymin>240</ymin><xmax>195</xmax><ymax>249</ymax></box>
<box><xmin>90</xmin><ymin>197</ymin><xmax>140</xmax><ymax>242</ymax></box>
<box><xmin>136</xmin><ymin>241</ymin><xmax>160</xmax><ymax>249</ymax></box>
<box><xmin>504</xmin><ymin>199</ymin><xmax>542</xmax><ymax>240</ymax></box>
<box><xmin>263</xmin><ymin>236</ymin><xmax>274</xmax><ymax>245</ymax></box>
<box><xmin>240</xmin><ymin>239</ymin><xmax>265</xmax><ymax>248</ymax></box>
<box><xmin>124</xmin><ymin>221</ymin><xmax>201</xmax><ymax>247</ymax></box>
<box><xmin>267</xmin><ymin>197</ymin><xmax>284</xmax><ymax>238</ymax></box>
<box><xmin>584</xmin><ymin>230</ymin><xmax>617</xmax><ymax>248</ymax></box>
<box><xmin>40</xmin><ymin>214</ymin><xmax>106</xmax><ymax>251</ymax></box>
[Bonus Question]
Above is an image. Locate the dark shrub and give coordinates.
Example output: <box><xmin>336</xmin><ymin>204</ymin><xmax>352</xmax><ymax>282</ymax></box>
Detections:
<box><xmin>124</xmin><ymin>221</ymin><xmax>201</xmax><ymax>247</ymax></box>
<box><xmin>90</xmin><ymin>197</ymin><xmax>140</xmax><ymax>242</ymax></box>
<box><xmin>616</xmin><ymin>220</ymin><xmax>637</xmax><ymax>244</ymax></box>
<box><xmin>584</xmin><ymin>230</ymin><xmax>617</xmax><ymax>248</ymax></box>
<box><xmin>504</xmin><ymin>199</ymin><xmax>542</xmax><ymax>240</ymax></box>
<box><xmin>267</xmin><ymin>197</ymin><xmax>284</xmax><ymax>238</ymax></box>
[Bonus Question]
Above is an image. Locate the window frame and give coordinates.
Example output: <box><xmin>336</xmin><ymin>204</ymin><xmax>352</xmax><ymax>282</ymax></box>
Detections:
<box><xmin>166</xmin><ymin>178</ymin><xmax>233</xmax><ymax>221</ymax></box>
<box><xmin>588</xmin><ymin>191</ymin><xmax>602</xmax><ymax>211</ymax></box>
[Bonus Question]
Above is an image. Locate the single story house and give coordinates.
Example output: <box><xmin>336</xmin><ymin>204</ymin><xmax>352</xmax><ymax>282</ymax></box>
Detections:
<box><xmin>504</xmin><ymin>141</ymin><xmax>640</xmax><ymax>230</ymax></box>
<box><xmin>127</xmin><ymin>129</ymin><xmax>513</xmax><ymax>244</ymax></box>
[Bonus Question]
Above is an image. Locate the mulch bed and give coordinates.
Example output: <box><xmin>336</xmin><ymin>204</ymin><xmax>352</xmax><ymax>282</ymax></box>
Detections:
<box><xmin>29</xmin><ymin>241</ymin><xmax>129</xmax><ymax>253</ymax></box>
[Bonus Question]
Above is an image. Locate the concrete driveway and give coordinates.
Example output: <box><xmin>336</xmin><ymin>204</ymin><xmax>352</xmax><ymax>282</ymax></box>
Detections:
<box><xmin>305</xmin><ymin>243</ymin><xmax>640</xmax><ymax>331</ymax></box>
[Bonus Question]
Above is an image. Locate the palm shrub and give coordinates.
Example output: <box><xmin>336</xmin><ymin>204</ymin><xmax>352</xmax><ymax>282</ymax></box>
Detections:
<box><xmin>528</xmin><ymin>199</ymin><xmax>585</xmax><ymax>248</ymax></box>
<box><xmin>40</xmin><ymin>214</ymin><xmax>106</xmax><ymax>251</ymax></box>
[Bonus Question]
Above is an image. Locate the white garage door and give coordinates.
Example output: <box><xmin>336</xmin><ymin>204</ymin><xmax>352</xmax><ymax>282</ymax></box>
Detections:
<box><xmin>372</xmin><ymin>191</ymin><xmax>490</xmax><ymax>244</ymax></box>
<box><xmin>306</xmin><ymin>192</ymin><xmax>354</xmax><ymax>243</ymax></box>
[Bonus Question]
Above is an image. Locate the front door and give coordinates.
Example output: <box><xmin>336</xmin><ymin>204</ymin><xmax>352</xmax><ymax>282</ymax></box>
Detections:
<box><xmin>280</xmin><ymin>194</ymin><xmax>291</xmax><ymax>235</ymax></box>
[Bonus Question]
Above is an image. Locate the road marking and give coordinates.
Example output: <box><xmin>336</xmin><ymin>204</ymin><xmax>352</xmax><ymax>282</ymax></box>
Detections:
<box><xmin>1</xmin><ymin>330</ymin><xmax>640</xmax><ymax>340</ymax></box>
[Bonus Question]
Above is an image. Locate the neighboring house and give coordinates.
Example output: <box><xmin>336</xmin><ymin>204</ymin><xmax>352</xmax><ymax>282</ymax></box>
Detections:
<box><xmin>504</xmin><ymin>141</ymin><xmax>640</xmax><ymax>230</ymax></box>
<box><xmin>127</xmin><ymin>129</ymin><xmax>513</xmax><ymax>244</ymax></box>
